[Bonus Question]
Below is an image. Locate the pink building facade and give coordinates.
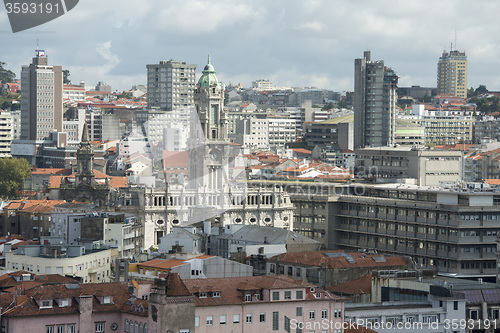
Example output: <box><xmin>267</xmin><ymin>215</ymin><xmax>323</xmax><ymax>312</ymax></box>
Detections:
<box><xmin>184</xmin><ymin>275</ymin><xmax>345</xmax><ymax>333</ymax></box>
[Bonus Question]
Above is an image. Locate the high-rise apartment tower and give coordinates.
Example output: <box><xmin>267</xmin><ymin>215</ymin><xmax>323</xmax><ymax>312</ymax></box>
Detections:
<box><xmin>437</xmin><ymin>50</ymin><xmax>468</xmax><ymax>98</ymax></box>
<box><xmin>146</xmin><ymin>59</ymin><xmax>197</xmax><ymax>110</ymax></box>
<box><xmin>20</xmin><ymin>50</ymin><xmax>63</xmax><ymax>141</ymax></box>
<box><xmin>354</xmin><ymin>51</ymin><xmax>398</xmax><ymax>148</ymax></box>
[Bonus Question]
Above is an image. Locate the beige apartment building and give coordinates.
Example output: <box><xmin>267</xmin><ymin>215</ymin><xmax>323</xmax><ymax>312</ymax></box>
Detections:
<box><xmin>437</xmin><ymin>50</ymin><xmax>468</xmax><ymax>98</ymax></box>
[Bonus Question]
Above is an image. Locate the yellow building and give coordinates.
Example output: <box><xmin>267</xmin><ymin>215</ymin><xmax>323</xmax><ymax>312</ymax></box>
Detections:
<box><xmin>437</xmin><ymin>50</ymin><xmax>468</xmax><ymax>98</ymax></box>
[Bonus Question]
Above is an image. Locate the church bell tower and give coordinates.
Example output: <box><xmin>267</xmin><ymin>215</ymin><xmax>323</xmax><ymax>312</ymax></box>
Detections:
<box><xmin>188</xmin><ymin>56</ymin><xmax>230</xmax><ymax>193</ymax></box>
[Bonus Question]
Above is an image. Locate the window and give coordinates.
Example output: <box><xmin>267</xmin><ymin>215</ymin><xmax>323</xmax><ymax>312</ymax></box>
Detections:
<box><xmin>284</xmin><ymin>291</ymin><xmax>291</xmax><ymax>300</ymax></box>
<box><xmin>102</xmin><ymin>296</ymin><xmax>112</xmax><ymax>304</ymax></box>
<box><xmin>199</xmin><ymin>292</ymin><xmax>207</xmax><ymax>298</ymax></box>
<box><xmin>57</xmin><ymin>326</ymin><xmax>64</xmax><ymax>333</ymax></box>
<box><xmin>296</xmin><ymin>307</ymin><xmax>302</xmax><ymax>316</ymax></box>
<box><xmin>454</xmin><ymin>301</ymin><xmax>458</xmax><ymax>310</ymax></box>
<box><xmin>95</xmin><ymin>323</ymin><xmax>105</xmax><ymax>333</ymax></box>
<box><xmin>60</xmin><ymin>299</ymin><xmax>70</xmax><ymax>307</ymax></box>
<box><xmin>470</xmin><ymin>310</ymin><xmax>478</xmax><ymax>320</ymax></box>
<box><xmin>322</xmin><ymin>309</ymin><xmax>328</xmax><ymax>319</ymax></box>
<box><xmin>260</xmin><ymin>313</ymin><xmax>266</xmax><ymax>322</ymax></box>
<box><xmin>41</xmin><ymin>300</ymin><xmax>52</xmax><ymax>308</ymax></box>
<box><xmin>296</xmin><ymin>290</ymin><xmax>303</xmax><ymax>299</ymax></box>
<box><xmin>213</xmin><ymin>291</ymin><xmax>221</xmax><ymax>298</ymax></box>
<box><xmin>206</xmin><ymin>316</ymin><xmax>213</xmax><ymax>325</ymax></box>
<box><xmin>68</xmin><ymin>325</ymin><xmax>75</xmax><ymax>333</ymax></box>
<box><xmin>272</xmin><ymin>291</ymin><xmax>280</xmax><ymax>300</ymax></box>
<box><xmin>309</xmin><ymin>311</ymin><xmax>315</xmax><ymax>320</ymax></box>
<box><xmin>245</xmin><ymin>291</ymin><xmax>251</xmax><ymax>301</ymax></box>
<box><xmin>233</xmin><ymin>314</ymin><xmax>240</xmax><ymax>323</ymax></box>
<box><xmin>284</xmin><ymin>316</ymin><xmax>291</xmax><ymax>332</ymax></box>
<box><xmin>195</xmin><ymin>317</ymin><xmax>200</xmax><ymax>327</ymax></box>
<box><xmin>272</xmin><ymin>311</ymin><xmax>279</xmax><ymax>330</ymax></box>
<box><xmin>46</xmin><ymin>326</ymin><xmax>54</xmax><ymax>333</ymax></box>
<box><xmin>220</xmin><ymin>315</ymin><xmax>227</xmax><ymax>324</ymax></box>
<box><xmin>246</xmin><ymin>314</ymin><xmax>252</xmax><ymax>323</ymax></box>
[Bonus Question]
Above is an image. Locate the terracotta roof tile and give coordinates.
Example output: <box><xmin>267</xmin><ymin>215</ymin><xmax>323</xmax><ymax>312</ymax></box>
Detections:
<box><xmin>183</xmin><ymin>275</ymin><xmax>338</xmax><ymax>307</ymax></box>
<box><xmin>271</xmin><ymin>251</ymin><xmax>410</xmax><ymax>269</ymax></box>
<box><xmin>329</xmin><ymin>274</ymin><xmax>372</xmax><ymax>295</ymax></box>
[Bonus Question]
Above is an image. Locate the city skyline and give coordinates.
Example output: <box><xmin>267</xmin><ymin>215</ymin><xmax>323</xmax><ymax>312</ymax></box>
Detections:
<box><xmin>1</xmin><ymin>0</ymin><xmax>500</xmax><ymax>92</ymax></box>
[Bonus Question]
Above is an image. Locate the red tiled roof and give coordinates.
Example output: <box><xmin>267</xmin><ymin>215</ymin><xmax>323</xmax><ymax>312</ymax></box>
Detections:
<box><xmin>1</xmin><ymin>282</ymin><xmax>149</xmax><ymax>318</ymax></box>
<box><xmin>291</xmin><ymin>148</ymin><xmax>312</xmax><ymax>155</ymax></box>
<box><xmin>139</xmin><ymin>255</ymin><xmax>216</xmax><ymax>270</ymax></box>
<box><xmin>4</xmin><ymin>200</ymin><xmax>66</xmax><ymax>212</ymax></box>
<box><xmin>271</xmin><ymin>251</ymin><xmax>410</xmax><ymax>269</ymax></box>
<box><xmin>48</xmin><ymin>170</ymin><xmax>128</xmax><ymax>189</ymax></box>
<box><xmin>329</xmin><ymin>274</ymin><xmax>372</xmax><ymax>295</ymax></box>
<box><xmin>183</xmin><ymin>275</ymin><xmax>339</xmax><ymax>307</ymax></box>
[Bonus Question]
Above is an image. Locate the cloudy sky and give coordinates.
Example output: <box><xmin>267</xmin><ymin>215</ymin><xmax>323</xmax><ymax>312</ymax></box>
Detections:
<box><xmin>1</xmin><ymin>0</ymin><xmax>499</xmax><ymax>92</ymax></box>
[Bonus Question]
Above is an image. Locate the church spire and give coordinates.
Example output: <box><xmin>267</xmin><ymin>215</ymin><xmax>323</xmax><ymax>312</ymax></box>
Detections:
<box><xmin>81</xmin><ymin>122</ymin><xmax>89</xmax><ymax>142</ymax></box>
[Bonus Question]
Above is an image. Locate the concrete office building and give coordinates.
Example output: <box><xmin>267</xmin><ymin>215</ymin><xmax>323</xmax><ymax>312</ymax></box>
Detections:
<box><xmin>354</xmin><ymin>51</ymin><xmax>398</xmax><ymax>148</ymax></box>
<box><xmin>437</xmin><ymin>50</ymin><xmax>468</xmax><ymax>98</ymax></box>
<box><xmin>329</xmin><ymin>183</ymin><xmax>500</xmax><ymax>280</ymax></box>
<box><xmin>20</xmin><ymin>50</ymin><xmax>63</xmax><ymax>141</ymax></box>
<box><xmin>146</xmin><ymin>59</ymin><xmax>196</xmax><ymax>110</ymax></box>
<box><xmin>355</xmin><ymin>147</ymin><xmax>462</xmax><ymax>186</ymax></box>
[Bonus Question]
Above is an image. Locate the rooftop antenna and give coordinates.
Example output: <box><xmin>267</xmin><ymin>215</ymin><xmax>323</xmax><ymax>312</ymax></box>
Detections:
<box><xmin>454</xmin><ymin>27</ymin><xmax>457</xmax><ymax>50</ymax></box>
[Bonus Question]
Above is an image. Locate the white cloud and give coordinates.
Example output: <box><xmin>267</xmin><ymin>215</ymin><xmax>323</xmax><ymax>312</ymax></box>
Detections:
<box><xmin>2</xmin><ymin>0</ymin><xmax>500</xmax><ymax>91</ymax></box>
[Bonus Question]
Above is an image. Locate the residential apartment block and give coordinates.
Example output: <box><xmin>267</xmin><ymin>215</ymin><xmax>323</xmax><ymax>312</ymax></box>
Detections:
<box><xmin>20</xmin><ymin>50</ymin><xmax>63</xmax><ymax>141</ymax></box>
<box><xmin>4</xmin><ymin>241</ymin><xmax>114</xmax><ymax>283</ymax></box>
<box><xmin>329</xmin><ymin>183</ymin><xmax>500</xmax><ymax>280</ymax></box>
<box><xmin>146</xmin><ymin>59</ymin><xmax>196</xmax><ymax>110</ymax></box>
<box><xmin>437</xmin><ymin>50</ymin><xmax>468</xmax><ymax>98</ymax></box>
<box><xmin>354</xmin><ymin>51</ymin><xmax>398</xmax><ymax>148</ymax></box>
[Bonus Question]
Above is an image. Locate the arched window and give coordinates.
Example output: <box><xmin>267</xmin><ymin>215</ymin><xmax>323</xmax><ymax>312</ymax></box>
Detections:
<box><xmin>135</xmin><ymin>322</ymin><xmax>138</xmax><ymax>333</ymax></box>
<box><xmin>143</xmin><ymin>324</ymin><xmax>147</xmax><ymax>333</ymax></box>
<box><xmin>124</xmin><ymin>320</ymin><xmax>129</xmax><ymax>332</ymax></box>
<box><xmin>139</xmin><ymin>323</ymin><xmax>143</xmax><ymax>333</ymax></box>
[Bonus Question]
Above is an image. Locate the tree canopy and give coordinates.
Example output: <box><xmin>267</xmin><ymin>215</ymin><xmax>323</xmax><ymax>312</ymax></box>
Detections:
<box><xmin>63</xmin><ymin>69</ymin><xmax>71</xmax><ymax>84</ymax></box>
<box><xmin>0</xmin><ymin>61</ymin><xmax>16</xmax><ymax>84</ymax></box>
<box><xmin>0</xmin><ymin>158</ymin><xmax>31</xmax><ymax>199</ymax></box>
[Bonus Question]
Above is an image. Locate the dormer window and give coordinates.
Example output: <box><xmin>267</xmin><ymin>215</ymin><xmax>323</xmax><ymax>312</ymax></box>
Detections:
<box><xmin>102</xmin><ymin>296</ymin><xmax>113</xmax><ymax>304</ymax></box>
<box><xmin>245</xmin><ymin>291</ymin><xmax>251</xmax><ymax>302</ymax></box>
<box><xmin>315</xmin><ymin>292</ymin><xmax>321</xmax><ymax>298</ymax></box>
<box><xmin>40</xmin><ymin>300</ymin><xmax>52</xmax><ymax>309</ymax></box>
<box><xmin>199</xmin><ymin>292</ymin><xmax>207</xmax><ymax>298</ymax></box>
<box><xmin>310</xmin><ymin>287</ymin><xmax>315</xmax><ymax>293</ymax></box>
<box><xmin>213</xmin><ymin>291</ymin><xmax>221</xmax><ymax>298</ymax></box>
<box><xmin>59</xmin><ymin>299</ymin><xmax>70</xmax><ymax>307</ymax></box>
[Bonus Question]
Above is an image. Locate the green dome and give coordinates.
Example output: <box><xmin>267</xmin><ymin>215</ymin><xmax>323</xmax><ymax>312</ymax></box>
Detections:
<box><xmin>198</xmin><ymin>55</ymin><xmax>220</xmax><ymax>88</ymax></box>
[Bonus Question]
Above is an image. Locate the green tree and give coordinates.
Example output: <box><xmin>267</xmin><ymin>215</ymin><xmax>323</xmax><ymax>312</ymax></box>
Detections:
<box><xmin>0</xmin><ymin>158</ymin><xmax>31</xmax><ymax>199</ymax></box>
<box><xmin>322</xmin><ymin>102</ymin><xmax>335</xmax><ymax>110</ymax></box>
<box><xmin>62</xmin><ymin>69</ymin><xmax>71</xmax><ymax>84</ymax></box>
<box><xmin>475</xmin><ymin>85</ymin><xmax>488</xmax><ymax>96</ymax></box>
<box><xmin>117</xmin><ymin>92</ymin><xmax>132</xmax><ymax>99</ymax></box>
<box><xmin>467</xmin><ymin>87</ymin><xmax>475</xmax><ymax>98</ymax></box>
<box><xmin>0</xmin><ymin>61</ymin><xmax>16</xmax><ymax>84</ymax></box>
